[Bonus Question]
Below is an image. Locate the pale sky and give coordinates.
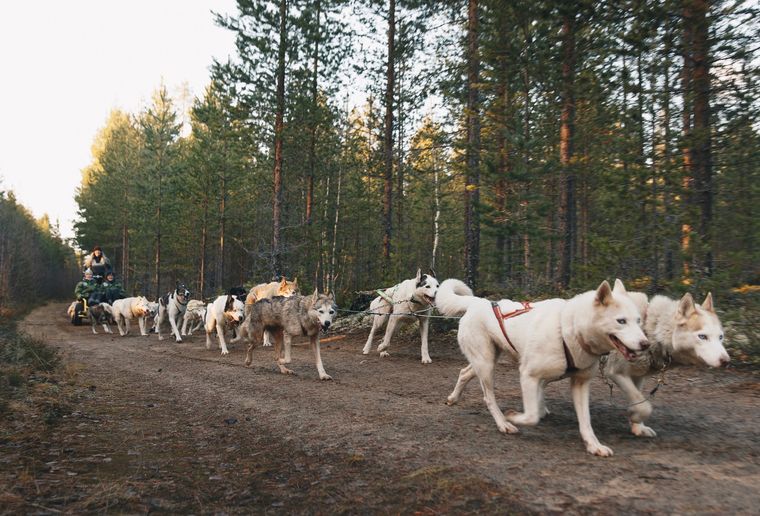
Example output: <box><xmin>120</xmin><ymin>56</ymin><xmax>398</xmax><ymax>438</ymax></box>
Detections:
<box><xmin>0</xmin><ymin>1</ymin><xmax>238</xmax><ymax>241</ymax></box>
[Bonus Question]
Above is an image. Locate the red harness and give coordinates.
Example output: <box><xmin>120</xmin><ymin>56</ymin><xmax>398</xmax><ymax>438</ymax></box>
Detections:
<box><xmin>492</xmin><ymin>300</ymin><xmax>581</xmax><ymax>375</ymax></box>
<box><xmin>491</xmin><ymin>301</ymin><xmax>532</xmax><ymax>354</ymax></box>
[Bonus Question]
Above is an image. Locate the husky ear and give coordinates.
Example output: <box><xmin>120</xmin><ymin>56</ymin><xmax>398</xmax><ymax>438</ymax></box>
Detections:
<box><xmin>677</xmin><ymin>293</ymin><xmax>697</xmax><ymax>322</ymax></box>
<box><xmin>415</xmin><ymin>268</ymin><xmax>422</xmax><ymax>282</ymax></box>
<box><xmin>225</xmin><ymin>295</ymin><xmax>234</xmax><ymax>312</ymax></box>
<box><xmin>594</xmin><ymin>280</ymin><xmax>613</xmax><ymax>306</ymax></box>
<box><xmin>701</xmin><ymin>292</ymin><xmax>715</xmax><ymax>313</ymax></box>
<box><xmin>612</xmin><ymin>278</ymin><xmax>627</xmax><ymax>295</ymax></box>
<box><xmin>311</xmin><ymin>288</ymin><xmax>319</xmax><ymax>306</ymax></box>
<box><xmin>280</xmin><ymin>277</ymin><xmax>287</xmax><ymax>287</ymax></box>
<box><xmin>292</xmin><ymin>277</ymin><xmax>298</xmax><ymax>287</ymax></box>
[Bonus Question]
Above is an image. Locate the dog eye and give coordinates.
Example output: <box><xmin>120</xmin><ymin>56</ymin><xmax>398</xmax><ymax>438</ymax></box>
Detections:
<box><xmin>329</xmin><ymin>310</ymin><xmax>335</xmax><ymax>314</ymax></box>
<box><xmin>698</xmin><ymin>334</ymin><xmax>708</xmax><ymax>340</ymax></box>
<box><xmin>616</xmin><ymin>318</ymin><xmax>626</xmax><ymax>325</ymax></box>
<box><xmin>719</xmin><ymin>334</ymin><xmax>724</xmax><ymax>341</ymax></box>
<box><xmin>637</xmin><ymin>318</ymin><xmax>641</xmax><ymax>324</ymax></box>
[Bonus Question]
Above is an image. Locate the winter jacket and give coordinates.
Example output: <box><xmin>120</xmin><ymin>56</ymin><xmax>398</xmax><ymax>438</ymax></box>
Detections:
<box><xmin>83</xmin><ymin>253</ymin><xmax>111</xmax><ymax>276</ymax></box>
<box><xmin>74</xmin><ymin>279</ymin><xmax>96</xmax><ymax>300</ymax></box>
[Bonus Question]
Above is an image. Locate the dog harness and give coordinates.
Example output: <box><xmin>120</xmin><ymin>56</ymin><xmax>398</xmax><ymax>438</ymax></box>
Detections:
<box><xmin>492</xmin><ymin>300</ymin><xmax>584</xmax><ymax>376</ymax></box>
<box><xmin>491</xmin><ymin>301</ymin><xmax>532</xmax><ymax>355</ymax></box>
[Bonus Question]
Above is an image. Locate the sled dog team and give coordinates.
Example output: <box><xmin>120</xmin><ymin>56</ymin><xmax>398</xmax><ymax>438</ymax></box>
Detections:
<box><xmin>71</xmin><ymin>270</ymin><xmax>729</xmax><ymax>456</ymax></box>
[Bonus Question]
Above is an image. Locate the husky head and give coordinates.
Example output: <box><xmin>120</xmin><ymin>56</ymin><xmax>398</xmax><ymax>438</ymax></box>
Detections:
<box><xmin>589</xmin><ymin>279</ymin><xmax>649</xmax><ymax>361</ymax></box>
<box><xmin>147</xmin><ymin>301</ymin><xmax>159</xmax><ymax>317</ymax></box>
<box><xmin>133</xmin><ymin>296</ymin><xmax>152</xmax><ymax>317</ymax></box>
<box><xmin>309</xmin><ymin>289</ymin><xmax>337</xmax><ymax>332</ymax></box>
<box><xmin>278</xmin><ymin>277</ymin><xmax>299</xmax><ymax>297</ymax></box>
<box><xmin>414</xmin><ymin>268</ymin><xmax>439</xmax><ymax>306</ymax></box>
<box><xmin>175</xmin><ymin>283</ymin><xmax>191</xmax><ymax>304</ymax></box>
<box><xmin>223</xmin><ymin>294</ymin><xmax>245</xmax><ymax>326</ymax></box>
<box><xmin>672</xmin><ymin>293</ymin><xmax>729</xmax><ymax>368</ymax></box>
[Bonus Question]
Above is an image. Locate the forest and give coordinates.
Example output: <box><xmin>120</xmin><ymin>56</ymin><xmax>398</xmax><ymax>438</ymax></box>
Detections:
<box><xmin>69</xmin><ymin>0</ymin><xmax>760</xmax><ymax>304</ymax></box>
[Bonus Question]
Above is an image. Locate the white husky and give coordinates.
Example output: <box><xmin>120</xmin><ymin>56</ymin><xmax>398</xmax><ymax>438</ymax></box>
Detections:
<box><xmin>605</xmin><ymin>292</ymin><xmax>729</xmax><ymax>437</ymax></box>
<box><xmin>181</xmin><ymin>299</ymin><xmax>207</xmax><ymax>336</ymax></box>
<box><xmin>112</xmin><ymin>296</ymin><xmax>152</xmax><ymax>336</ymax></box>
<box><xmin>362</xmin><ymin>269</ymin><xmax>439</xmax><ymax>363</ymax></box>
<box><xmin>437</xmin><ymin>278</ymin><xmax>649</xmax><ymax>457</ymax></box>
<box><xmin>205</xmin><ymin>295</ymin><xmax>245</xmax><ymax>356</ymax></box>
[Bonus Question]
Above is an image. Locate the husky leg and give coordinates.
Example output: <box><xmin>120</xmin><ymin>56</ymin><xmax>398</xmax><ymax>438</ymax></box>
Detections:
<box><xmin>169</xmin><ymin>313</ymin><xmax>183</xmax><ymax>342</ymax></box>
<box><xmin>446</xmin><ymin>364</ymin><xmax>477</xmax><ymax>405</ymax></box>
<box><xmin>157</xmin><ymin>310</ymin><xmax>164</xmax><ymax>340</ymax></box>
<box><xmin>362</xmin><ymin>313</ymin><xmax>387</xmax><ymax>355</ymax></box>
<box><xmin>571</xmin><ymin>375</ymin><xmax>613</xmax><ymax>457</ymax></box>
<box><xmin>138</xmin><ymin>316</ymin><xmax>148</xmax><ymax>336</ymax></box>
<box><xmin>244</xmin><ymin>325</ymin><xmax>260</xmax><ymax>367</ymax></box>
<box><xmin>263</xmin><ymin>330</ymin><xmax>274</xmax><ymax>347</ymax></box>
<box><xmin>205</xmin><ymin>317</ymin><xmax>216</xmax><ymax>350</ymax></box>
<box><xmin>277</xmin><ymin>332</ymin><xmax>295</xmax><ymax>375</ymax></box>
<box><xmin>231</xmin><ymin>322</ymin><xmax>246</xmax><ymax>343</ymax></box>
<box><xmin>537</xmin><ymin>379</ymin><xmax>551</xmax><ymax>418</ymax></box>
<box><xmin>103</xmin><ymin>323</ymin><xmax>112</xmax><ymax>334</ymax></box>
<box><xmin>376</xmin><ymin>315</ymin><xmax>401</xmax><ymax>356</ymax></box>
<box><xmin>217</xmin><ymin>323</ymin><xmax>231</xmax><ymax>356</ymax></box>
<box><xmin>419</xmin><ymin>314</ymin><xmax>432</xmax><ymax>364</ymax></box>
<box><xmin>460</xmin><ymin>337</ymin><xmax>517</xmax><ymax>434</ymax></box>
<box><xmin>506</xmin><ymin>371</ymin><xmax>543</xmax><ymax>426</ymax></box>
<box><xmin>181</xmin><ymin>314</ymin><xmax>190</xmax><ymax>336</ymax></box>
<box><xmin>124</xmin><ymin>318</ymin><xmax>131</xmax><ymax>336</ymax></box>
<box><xmin>609</xmin><ymin>373</ymin><xmax>656</xmax><ymax>437</ymax></box>
<box><xmin>116</xmin><ymin>315</ymin><xmax>126</xmax><ymax>336</ymax></box>
<box><xmin>311</xmin><ymin>335</ymin><xmax>332</xmax><ymax>380</ymax></box>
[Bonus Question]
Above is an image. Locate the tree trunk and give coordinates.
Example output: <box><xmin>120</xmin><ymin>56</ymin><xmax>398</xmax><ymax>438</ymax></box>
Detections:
<box><xmin>681</xmin><ymin>3</ymin><xmax>695</xmax><ymax>277</ymax></box>
<box><xmin>199</xmin><ymin>198</ymin><xmax>208</xmax><ymax>299</ymax></box>
<box><xmin>272</xmin><ymin>0</ymin><xmax>287</xmax><ymax>278</ymax></box>
<box><xmin>689</xmin><ymin>0</ymin><xmax>714</xmax><ymax>274</ymax></box>
<box><xmin>464</xmin><ymin>0</ymin><xmax>481</xmax><ymax>290</ymax></box>
<box><xmin>121</xmin><ymin>223</ymin><xmax>129</xmax><ymax>291</ymax></box>
<box><xmin>382</xmin><ymin>0</ymin><xmax>396</xmax><ymax>270</ymax></box>
<box><xmin>306</xmin><ymin>0</ymin><xmax>321</xmax><ymax>225</ymax></box>
<box><xmin>557</xmin><ymin>11</ymin><xmax>576</xmax><ymax>290</ymax></box>
<box><xmin>216</xmin><ymin>169</ymin><xmax>226</xmax><ymax>290</ymax></box>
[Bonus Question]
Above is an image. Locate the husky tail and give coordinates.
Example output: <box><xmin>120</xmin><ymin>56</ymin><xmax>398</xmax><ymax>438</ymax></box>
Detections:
<box><xmin>436</xmin><ymin>279</ymin><xmax>478</xmax><ymax>317</ymax></box>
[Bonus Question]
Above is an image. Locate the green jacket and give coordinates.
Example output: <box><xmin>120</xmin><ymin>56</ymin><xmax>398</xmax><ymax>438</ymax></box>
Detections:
<box><xmin>74</xmin><ymin>279</ymin><xmax>96</xmax><ymax>300</ymax></box>
<box><xmin>103</xmin><ymin>280</ymin><xmax>126</xmax><ymax>302</ymax></box>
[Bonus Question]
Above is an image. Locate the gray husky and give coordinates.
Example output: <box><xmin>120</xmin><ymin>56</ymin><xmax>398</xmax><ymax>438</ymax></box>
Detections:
<box><xmin>605</xmin><ymin>292</ymin><xmax>729</xmax><ymax>437</ymax></box>
<box><xmin>243</xmin><ymin>289</ymin><xmax>337</xmax><ymax>380</ymax></box>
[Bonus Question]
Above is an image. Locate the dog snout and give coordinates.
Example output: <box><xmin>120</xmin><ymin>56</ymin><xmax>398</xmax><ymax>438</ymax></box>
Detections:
<box><xmin>323</xmin><ymin>320</ymin><xmax>331</xmax><ymax>329</ymax></box>
<box><xmin>720</xmin><ymin>354</ymin><xmax>730</xmax><ymax>367</ymax></box>
<box><xmin>639</xmin><ymin>339</ymin><xmax>650</xmax><ymax>351</ymax></box>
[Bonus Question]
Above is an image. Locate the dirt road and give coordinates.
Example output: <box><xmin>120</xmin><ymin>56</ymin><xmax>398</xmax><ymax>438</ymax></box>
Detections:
<box><xmin>7</xmin><ymin>302</ymin><xmax>760</xmax><ymax>513</ymax></box>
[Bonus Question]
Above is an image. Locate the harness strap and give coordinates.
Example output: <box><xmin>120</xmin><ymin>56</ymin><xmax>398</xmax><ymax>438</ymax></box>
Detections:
<box><xmin>491</xmin><ymin>301</ymin><xmax>532</xmax><ymax>355</ymax></box>
<box><xmin>563</xmin><ymin>340</ymin><xmax>579</xmax><ymax>374</ymax></box>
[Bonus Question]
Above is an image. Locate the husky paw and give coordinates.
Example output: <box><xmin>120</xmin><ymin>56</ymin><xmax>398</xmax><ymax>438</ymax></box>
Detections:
<box><xmin>362</xmin><ymin>348</ymin><xmax>371</xmax><ymax>355</ymax></box>
<box><xmin>379</xmin><ymin>351</ymin><xmax>390</xmax><ymax>358</ymax></box>
<box><xmin>587</xmin><ymin>443</ymin><xmax>614</xmax><ymax>457</ymax></box>
<box><xmin>158</xmin><ymin>335</ymin><xmax>164</xmax><ymax>341</ymax></box>
<box><xmin>279</xmin><ymin>367</ymin><xmax>295</xmax><ymax>375</ymax></box>
<box><xmin>498</xmin><ymin>421</ymin><xmax>520</xmax><ymax>434</ymax></box>
<box><xmin>631</xmin><ymin>423</ymin><xmax>657</xmax><ymax>437</ymax></box>
<box><xmin>445</xmin><ymin>395</ymin><xmax>459</xmax><ymax>406</ymax></box>
<box><xmin>421</xmin><ymin>356</ymin><xmax>432</xmax><ymax>364</ymax></box>
<box><xmin>244</xmin><ymin>359</ymin><xmax>253</xmax><ymax>367</ymax></box>
<box><xmin>175</xmin><ymin>338</ymin><xmax>183</xmax><ymax>343</ymax></box>
<box><xmin>221</xmin><ymin>350</ymin><xmax>229</xmax><ymax>356</ymax></box>
<box><xmin>505</xmin><ymin>410</ymin><xmax>539</xmax><ymax>426</ymax></box>
<box><xmin>263</xmin><ymin>342</ymin><xmax>272</xmax><ymax>347</ymax></box>
<box><xmin>377</xmin><ymin>343</ymin><xmax>388</xmax><ymax>352</ymax></box>
<box><xmin>320</xmin><ymin>374</ymin><xmax>333</xmax><ymax>381</ymax></box>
